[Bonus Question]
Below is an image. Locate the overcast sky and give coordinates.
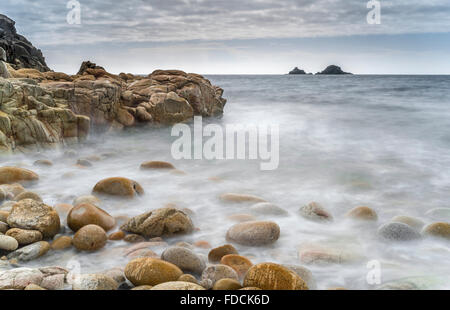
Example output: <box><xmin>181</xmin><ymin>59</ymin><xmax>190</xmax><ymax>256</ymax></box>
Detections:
<box><xmin>2</xmin><ymin>0</ymin><xmax>450</xmax><ymax>74</ymax></box>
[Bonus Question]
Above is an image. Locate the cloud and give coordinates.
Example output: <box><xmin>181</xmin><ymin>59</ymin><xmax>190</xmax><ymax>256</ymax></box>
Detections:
<box><xmin>2</xmin><ymin>0</ymin><xmax>450</xmax><ymax>46</ymax></box>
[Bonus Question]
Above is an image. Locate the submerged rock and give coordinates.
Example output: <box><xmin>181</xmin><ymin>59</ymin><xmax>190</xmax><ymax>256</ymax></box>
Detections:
<box><xmin>422</xmin><ymin>222</ymin><xmax>450</xmax><ymax>240</ymax></box>
<box><xmin>299</xmin><ymin>202</ymin><xmax>333</xmax><ymax>222</ymax></box>
<box><xmin>226</xmin><ymin>221</ymin><xmax>280</xmax><ymax>246</ymax></box>
<box><xmin>220</xmin><ymin>193</ymin><xmax>267</xmax><ymax>204</ymax></box>
<box><xmin>249</xmin><ymin>203</ymin><xmax>288</xmax><ymax>217</ymax></box>
<box><xmin>378</xmin><ymin>222</ymin><xmax>422</xmax><ymax>241</ymax></box>
<box><xmin>391</xmin><ymin>215</ymin><xmax>425</xmax><ymax>230</ymax></box>
<box><xmin>140</xmin><ymin>161</ymin><xmax>176</xmax><ymax>170</ymax></box>
<box><xmin>121</xmin><ymin>208</ymin><xmax>194</xmax><ymax>238</ymax></box>
<box><xmin>289</xmin><ymin>67</ymin><xmax>307</xmax><ymax>75</ymax></box>
<box><xmin>346</xmin><ymin>206</ymin><xmax>378</xmax><ymax>221</ymax></box>
<box><xmin>243</xmin><ymin>263</ymin><xmax>308</xmax><ymax>290</ymax></box>
<box><xmin>93</xmin><ymin>177</ymin><xmax>144</xmax><ymax>197</ymax></box>
<box><xmin>425</xmin><ymin>208</ymin><xmax>450</xmax><ymax>222</ymax></box>
<box><xmin>0</xmin><ymin>167</ymin><xmax>39</xmax><ymax>185</ymax></box>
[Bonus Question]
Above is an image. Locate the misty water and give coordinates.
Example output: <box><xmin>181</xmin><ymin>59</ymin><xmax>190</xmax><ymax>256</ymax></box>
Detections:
<box><xmin>2</xmin><ymin>75</ymin><xmax>450</xmax><ymax>289</ymax></box>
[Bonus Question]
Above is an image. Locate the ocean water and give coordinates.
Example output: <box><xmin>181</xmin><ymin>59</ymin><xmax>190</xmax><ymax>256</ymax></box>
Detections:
<box><xmin>1</xmin><ymin>75</ymin><xmax>450</xmax><ymax>289</ymax></box>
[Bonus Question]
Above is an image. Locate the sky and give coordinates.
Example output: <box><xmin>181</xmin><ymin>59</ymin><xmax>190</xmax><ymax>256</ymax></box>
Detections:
<box><xmin>1</xmin><ymin>0</ymin><xmax>450</xmax><ymax>74</ymax></box>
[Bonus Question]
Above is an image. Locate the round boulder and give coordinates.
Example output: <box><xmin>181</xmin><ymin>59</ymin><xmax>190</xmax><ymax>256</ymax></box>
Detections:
<box><xmin>226</xmin><ymin>221</ymin><xmax>280</xmax><ymax>246</ymax></box>
<box><xmin>73</xmin><ymin>224</ymin><xmax>107</xmax><ymax>251</ymax></box>
<box><xmin>67</xmin><ymin>203</ymin><xmax>116</xmax><ymax>232</ymax></box>
<box><xmin>124</xmin><ymin>258</ymin><xmax>183</xmax><ymax>286</ymax></box>
<box><xmin>243</xmin><ymin>263</ymin><xmax>308</xmax><ymax>290</ymax></box>
<box><xmin>93</xmin><ymin>177</ymin><xmax>144</xmax><ymax>197</ymax></box>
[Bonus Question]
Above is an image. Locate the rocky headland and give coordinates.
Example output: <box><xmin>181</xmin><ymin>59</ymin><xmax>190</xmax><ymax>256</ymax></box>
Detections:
<box><xmin>0</xmin><ymin>15</ymin><xmax>226</xmax><ymax>153</ymax></box>
<box><xmin>316</xmin><ymin>65</ymin><xmax>352</xmax><ymax>75</ymax></box>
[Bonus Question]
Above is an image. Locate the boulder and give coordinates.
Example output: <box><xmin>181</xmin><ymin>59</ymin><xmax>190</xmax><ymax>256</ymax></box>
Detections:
<box><xmin>124</xmin><ymin>258</ymin><xmax>183</xmax><ymax>286</ymax></box>
<box><xmin>7</xmin><ymin>199</ymin><xmax>60</xmax><ymax>238</ymax></box>
<box><xmin>243</xmin><ymin>263</ymin><xmax>308</xmax><ymax>290</ymax></box>
<box><xmin>121</xmin><ymin>208</ymin><xmax>194</xmax><ymax>238</ymax></box>
<box><xmin>226</xmin><ymin>221</ymin><xmax>280</xmax><ymax>246</ymax></box>
<box><xmin>93</xmin><ymin>177</ymin><xmax>144</xmax><ymax>197</ymax></box>
<box><xmin>73</xmin><ymin>224</ymin><xmax>107</xmax><ymax>251</ymax></box>
<box><xmin>67</xmin><ymin>203</ymin><xmax>116</xmax><ymax>232</ymax></box>
<box><xmin>0</xmin><ymin>167</ymin><xmax>39</xmax><ymax>185</ymax></box>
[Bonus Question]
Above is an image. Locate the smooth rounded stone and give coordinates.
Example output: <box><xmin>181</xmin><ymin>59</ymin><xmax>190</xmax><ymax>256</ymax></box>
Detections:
<box><xmin>178</xmin><ymin>274</ymin><xmax>198</xmax><ymax>284</ymax></box>
<box><xmin>40</xmin><ymin>273</ymin><xmax>65</xmax><ymax>290</ymax></box>
<box><xmin>346</xmin><ymin>206</ymin><xmax>378</xmax><ymax>221</ymax></box>
<box><xmin>0</xmin><ymin>211</ymin><xmax>9</xmax><ymax>223</ymax></box>
<box><xmin>25</xmin><ymin>284</ymin><xmax>46</xmax><ymax>290</ymax></box>
<box><xmin>67</xmin><ymin>203</ymin><xmax>116</xmax><ymax>232</ymax></box>
<box><xmin>425</xmin><ymin>208</ymin><xmax>450</xmax><ymax>221</ymax></box>
<box><xmin>51</xmin><ymin>236</ymin><xmax>72</xmax><ymax>250</ymax></box>
<box><xmin>13</xmin><ymin>191</ymin><xmax>43</xmax><ymax>203</ymax></box>
<box><xmin>72</xmin><ymin>274</ymin><xmax>119</xmax><ymax>290</ymax></box>
<box><xmin>283</xmin><ymin>264</ymin><xmax>317</xmax><ymax>290</ymax></box>
<box><xmin>299</xmin><ymin>202</ymin><xmax>333</xmax><ymax>222</ymax></box>
<box><xmin>220</xmin><ymin>254</ymin><xmax>253</xmax><ymax>278</ymax></box>
<box><xmin>73</xmin><ymin>224</ymin><xmax>107</xmax><ymax>251</ymax></box>
<box><xmin>422</xmin><ymin>222</ymin><xmax>450</xmax><ymax>240</ymax></box>
<box><xmin>0</xmin><ymin>235</ymin><xmax>19</xmax><ymax>251</ymax></box>
<box><xmin>7</xmin><ymin>199</ymin><xmax>61</xmax><ymax>238</ymax></box>
<box><xmin>201</xmin><ymin>265</ymin><xmax>239</xmax><ymax>289</ymax></box>
<box><xmin>194</xmin><ymin>240</ymin><xmax>211</xmax><ymax>249</ymax></box>
<box><xmin>220</xmin><ymin>193</ymin><xmax>267</xmax><ymax>204</ymax></box>
<box><xmin>161</xmin><ymin>246</ymin><xmax>206</xmax><ymax>274</ymax></box>
<box><xmin>123</xmin><ymin>241</ymin><xmax>168</xmax><ymax>256</ymax></box>
<box><xmin>140</xmin><ymin>161</ymin><xmax>176</xmax><ymax>170</ymax></box>
<box><xmin>132</xmin><ymin>285</ymin><xmax>153</xmax><ymax>290</ymax></box>
<box><xmin>298</xmin><ymin>243</ymin><xmax>363</xmax><ymax>265</ymax></box>
<box><xmin>76</xmin><ymin>159</ymin><xmax>93</xmax><ymax>167</ymax></box>
<box><xmin>109</xmin><ymin>230</ymin><xmax>125</xmax><ymax>241</ymax></box>
<box><xmin>228</xmin><ymin>214</ymin><xmax>257</xmax><ymax>222</ymax></box>
<box><xmin>73</xmin><ymin>195</ymin><xmax>101</xmax><ymax>207</ymax></box>
<box><xmin>208</xmin><ymin>244</ymin><xmax>238</xmax><ymax>263</ymax></box>
<box><xmin>93</xmin><ymin>177</ymin><xmax>144</xmax><ymax>197</ymax></box>
<box><xmin>124</xmin><ymin>234</ymin><xmax>146</xmax><ymax>243</ymax></box>
<box><xmin>243</xmin><ymin>263</ymin><xmax>308</xmax><ymax>290</ymax></box>
<box><xmin>175</xmin><ymin>241</ymin><xmax>194</xmax><ymax>249</ymax></box>
<box><xmin>378</xmin><ymin>222</ymin><xmax>422</xmax><ymax>241</ymax></box>
<box><xmin>226</xmin><ymin>221</ymin><xmax>280</xmax><ymax>246</ymax></box>
<box><xmin>0</xmin><ymin>167</ymin><xmax>39</xmax><ymax>185</ymax></box>
<box><xmin>0</xmin><ymin>268</ymin><xmax>44</xmax><ymax>289</ymax></box>
<box><xmin>6</xmin><ymin>228</ymin><xmax>42</xmax><ymax>245</ymax></box>
<box><xmin>126</xmin><ymin>248</ymin><xmax>159</xmax><ymax>259</ymax></box>
<box><xmin>249</xmin><ymin>203</ymin><xmax>288</xmax><ymax>217</ymax></box>
<box><xmin>125</xmin><ymin>258</ymin><xmax>183</xmax><ymax>286</ymax></box>
<box><xmin>0</xmin><ymin>221</ymin><xmax>8</xmax><ymax>234</ymax></box>
<box><xmin>1</xmin><ymin>183</ymin><xmax>26</xmax><ymax>198</ymax></box>
<box><xmin>213</xmin><ymin>278</ymin><xmax>243</xmax><ymax>290</ymax></box>
<box><xmin>7</xmin><ymin>241</ymin><xmax>50</xmax><ymax>262</ymax></box>
<box><xmin>121</xmin><ymin>208</ymin><xmax>194</xmax><ymax>238</ymax></box>
<box><xmin>102</xmin><ymin>267</ymin><xmax>126</xmax><ymax>284</ymax></box>
<box><xmin>391</xmin><ymin>215</ymin><xmax>425</xmax><ymax>230</ymax></box>
<box><xmin>151</xmin><ymin>281</ymin><xmax>205</xmax><ymax>290</ymax></box>
<box><xmin>33</xmin><ymin>160</ymin><xmax>53</xmax><ymax>167</ymax></box>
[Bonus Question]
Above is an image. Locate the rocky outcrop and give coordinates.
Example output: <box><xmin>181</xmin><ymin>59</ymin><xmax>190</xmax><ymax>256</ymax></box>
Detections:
<box><xmin>289</xmin><ymin>67</ymin><xmax>306</xmax><ymax>75</ymax></box>
<box><xmin>0</xmin><ymin>14</ymin><xmax>50</xmax><ymax>72</ymax></box>
<box><xmin>0</xmin><ymin>16</ymin><xmax>227</xmax><ymax>153</ymax></box>
<box><xmin>316</xmin><ymin>65</ymin><xmax>352</xmax><ymax>75</ymax></box>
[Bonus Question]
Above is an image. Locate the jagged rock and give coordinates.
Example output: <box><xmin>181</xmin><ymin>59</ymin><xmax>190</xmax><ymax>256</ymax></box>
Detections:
<box><xmin>0</xmin><ymin>14</ymin><xmax>50</xmax><ymax>72</ymax></box>
<box><xmin>289</xmin><ymin>67</ymin><xmax>306</xmax><ymax>75</ymax></box>
<box><xmin>316</xmin><ymin>65</ymin><xmax>352</xmax><ymax>75</ymax></box>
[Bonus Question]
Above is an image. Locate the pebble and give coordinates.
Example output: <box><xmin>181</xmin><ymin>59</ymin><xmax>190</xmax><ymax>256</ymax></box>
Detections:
<box><xmin>140</xmin><ymin>161</ymin><xmax>176</xmax><ymax>170</ymax></box>
<box><xmin>0</xmin><ymin>268</ymin><xmax>44</xmax><ymax>289</ymax></box>
<box><xmin>243</xmin><ymin>263</ymin><xmax>308</xmax><ymax>290</ymax></box>
<box><xmin>109</xmin><ymin>230</ymin><xmax>125</xmax><ymax>241</ymax></box>
<box><xmin>226</xmin><ymin>221</ymin><xmax>280</xmax><ymax>246</ymax></box>
<box><xmin>178</xmin><ymin>274</ymin><xmax>198</xmax><ymax>284</ymax></box>
<box><xmin>0</xmin><ymin>221</ymin><xmax>8</xmax><ymax>234</ymax></box>
<box><xmin>102</xmin><ymin>267</ymin><xmax>126</xmax><ymax>284</ymax></box>
<box><xmin>391</xmin><ymin>215</ymin><xmax>425</xmax><ymax>230</ymax></box>
<box><xmin>422</xmin><ymin>222</ymin><xmax>450</xmax><ymax>240</ymax></box>
<box><xmin>0</xmin><ymin>167</ymin><xmax>39</xmax><ymax>185</ymax></box>
<box><xmin>346</xmin><ymin>206</ymin><xmax>378</xmax><ymax>221</ymax></box>
<box><xmin>73</xmin><ymin>195</ymin><xmax>101</xmax><ymax>206</ymax></box>
<box><xmin>73</xmin><ymin>224</ymin><xmax>107</xmax><ymax>251</ymax></box>
<box><xmin>124</xmin><ymin>234</ymin><xmax>146</xmax><ymax>243</ymax></box>
<box><xmin>33</xmin><ymin>160</ymin><xmax>53</xmax><ymax>167</ymax></box>
<box><xmin>151</xmin><ymin>281</ymin><xmax>205</xmax><ymax>290</ymax></box>
<box><xmin>213</xmin><ymin>278</ymin><xmax>243</xmax><ymax>290</ymax></box>
<box><xmin>6</xmin><ymin>228</ymin><xmax>43</xmax><ymax>245</ymax></box>
<box><xmin>220</xmin><ymin>193</ymin><xmax>267</xmax><ymax>204</ymax></box>
<box><xmin>68</xmin><ymin>203</ymin><xmax>116</xmax><ymax>232</ymax></box>
<box><xmin>378</xmin><ymin>222</ymin><xmax>422</xmax><ymax>241</ymax></box>
<box><xmin>0</xmin><ymin>235</ymin><xmax>19</xmax><ymax>251</ymax></box>
<box><xmin>7</xmin><ymin>241</ymin><xmax>50</xmax><ymax>261</ymax></box>
<box><xmin>161</xmin><ymin>246</ymin><xmax>206</xmax><ymax>274</ymax></box>
<box><xmin>220</xmin><ymin>254</ymin><xmax>253</xmax><ymax>278</ymax></box>
<box><xmin>124</xmin><ymin>258</ymin><xmax>183</xmax><ymax>286</ymax></box>
<box><xmin>51</xmin><ymin>236</ymin><xmax>72</xmax><ymax>250</ymax></box>
<box><xmin>14</xmin><ymin>191</ymin><xmax>43</xmax><ymax>203</ymax></box>
<box><xmin>201</xmin><ymin>265</ymin><xmax>239</xmax><ymax>289</ymax></box>
<box><xmin>299</xmin><ymin>202</ymin><xmax>333</xmax><ymax>222</ymax></box>
<box><xmin>283</xmin><ymin>264</ymin><xmax>317</xmax><ymax>290</ymax></box>
<box><xmin>72</xmin><ymin>274</ymin><xmax>118</xmax><ymax>290</ymax></box>
<box><xmin>208</xmin><ymin>244</ymin><xmax>238</xmax><ymax>263</ymax></box>
<box><xmin>93</xmin><ymin>177</ymin><xmax>144</xmax><ymax>197</ymax></box>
